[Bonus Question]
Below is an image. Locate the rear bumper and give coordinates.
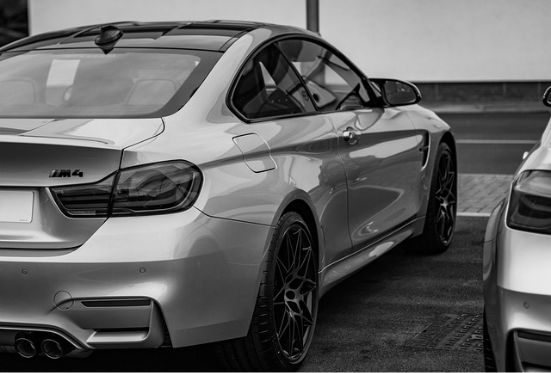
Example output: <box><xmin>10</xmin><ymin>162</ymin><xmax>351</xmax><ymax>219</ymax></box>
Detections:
<box><xmin>0</xmin><ymin>207</ymin><xmax>273</xmax><ymax>352</ymax></box>
<box><xmin>486</xmin><ymin>287</ymin><xmax>551</xmax><ymax>372</ymax></box>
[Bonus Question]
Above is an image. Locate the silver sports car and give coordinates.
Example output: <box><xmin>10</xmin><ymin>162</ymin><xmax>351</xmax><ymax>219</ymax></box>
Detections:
<box><xmin>0</xmin><ymin>21</ymin><xmax>456</xmax><ymax>371</ymax></box>
<box><xmin>483</xmin><ymin>88</ymin><xmax>551</xmax><ymax>372</ymax></box>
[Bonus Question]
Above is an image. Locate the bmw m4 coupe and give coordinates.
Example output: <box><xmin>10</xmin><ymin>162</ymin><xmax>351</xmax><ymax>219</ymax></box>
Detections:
<box><xmin>0</xmin><ymin>21</ymin><xmax>456</xmax><ymax>371</ymax></box>
<box><xmin>483</xmin><ymin>87</ymin><xmax>551</xmax><ymax>372</ymax></box>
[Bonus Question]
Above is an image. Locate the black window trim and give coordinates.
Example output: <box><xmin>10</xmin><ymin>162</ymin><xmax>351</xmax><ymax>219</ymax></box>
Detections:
<box><xmin>272</xmin><ymin>41</ymin><xmax>321</xmax><ymax>112</ymax></box>
<box><xmin>227</xmin><ymin>34</ymin><xmax>324</xmax><ymax>124</ymax></box>
<box><xmin>275</xmin><ymin>35</ymin><xmax>382</xmax><ymax>113</ymax></box>
<box><xmin>227</xmin><ymin>33</ymin><xmax>382</xmax><ymax>124</ymax></box>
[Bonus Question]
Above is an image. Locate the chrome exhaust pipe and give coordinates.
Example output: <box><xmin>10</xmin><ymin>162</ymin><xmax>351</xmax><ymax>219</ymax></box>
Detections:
<box><xmin>14</xmin><ymin>338</ymin><xmax>37</xmax><ymax>358</ymax></box>
<box><xmin>41</xmin><ymin>338</ymin><xmax>65</xmax><ymax>359</ymax></box>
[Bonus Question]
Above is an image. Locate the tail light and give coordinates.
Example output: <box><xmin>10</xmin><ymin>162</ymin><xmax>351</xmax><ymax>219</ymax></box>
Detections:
<box><xmin>51</xmin><ymin>161</ymin><xmax>202</xmax><ymax>217</ymax></box>
<box><xmin>51</xmin><ymin>175</ymin><xmax>115</xmax><ymax>217</ymax></box>
<box><xmin>507</xmin><ymin>170</ymin><xmax>551</xmax><ymax>233</ymax></box>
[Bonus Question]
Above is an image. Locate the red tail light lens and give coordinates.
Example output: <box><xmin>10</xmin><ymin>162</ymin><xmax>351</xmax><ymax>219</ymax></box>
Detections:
<box><xmin>51</xmin><ymin>161</ymin><xmax>202</xmax><ymax>217</ymax></box>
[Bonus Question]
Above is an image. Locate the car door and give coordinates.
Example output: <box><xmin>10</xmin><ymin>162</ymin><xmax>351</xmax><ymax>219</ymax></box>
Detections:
<box><xmin>278</xmin><ymin>38</ymin><xmax>424</xmax><ymax>252</ymax></box>
<box><xmin>230</xmin><ymin>43</ymin><xmax>353</xmax><ymax>265</ymax></box>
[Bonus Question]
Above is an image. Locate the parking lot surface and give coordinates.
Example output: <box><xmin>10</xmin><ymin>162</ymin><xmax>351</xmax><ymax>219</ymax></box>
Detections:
<box><xmin>458</xmin><ymin>174</ymin><xmax>511</xmax><ymax>216</ymax></box>
<box><xmin>302</xmin><ymin>216</ymin><xmax>485</xmax><ymax>372</ymax></box>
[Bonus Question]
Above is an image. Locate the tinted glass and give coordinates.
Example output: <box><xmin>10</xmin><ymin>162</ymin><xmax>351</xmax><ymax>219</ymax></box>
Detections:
<box><xmin>278</xmin><ymin>39</ymin><xmax>370</xmax><ymax>112</ymax></box>
<box><xmin>232</xmin><ymin>44</ymin><xmax>316</xmax><ymax>120</ymax></box>
<box><xmin>0</xmin><ymin>49</ymin><xmax>221</xmax><ymax>118</ymax></box>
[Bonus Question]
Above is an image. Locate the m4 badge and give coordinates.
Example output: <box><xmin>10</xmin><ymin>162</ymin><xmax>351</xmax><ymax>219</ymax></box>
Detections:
<box><xmin>49</xmin><ymin>169</ymin><xmax>84</xmax><ymax>178</ymax></box>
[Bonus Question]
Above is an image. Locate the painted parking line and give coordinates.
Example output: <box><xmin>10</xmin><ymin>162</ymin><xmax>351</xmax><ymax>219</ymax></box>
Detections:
<box><xmin>456</xmin><ymin>139</ymin><xmax>537</xmax><ymax>145</ymax></box>
<box><xmin>458</xmin><ymin>211</ymin><xmax>492</xmax><ymax>218</ymax></box>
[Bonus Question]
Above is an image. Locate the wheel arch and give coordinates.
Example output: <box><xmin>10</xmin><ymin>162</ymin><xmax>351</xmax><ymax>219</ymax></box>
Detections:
<box><xmin>275</xmin><ymin>191</ymin><xmax>323</xmax><ymax>270</ymax></box>
<box><xmin>216</xmin><ymin>192</ymin><xmax>321</xmax><ymax>371</ymax></box>
<box><xmin>407</xmin><ymin>131</ymin><xmax>458</xmax><ymax>253</ymax></box>
<box><xmin>440</xmin><ymin>131</ymin><xmax>457</xmax><ymax>169</ymax></box>
<box><xmin>412</xmin><ymin>129</ymin><xmax>457</xmax><ymax>238</ymax></box>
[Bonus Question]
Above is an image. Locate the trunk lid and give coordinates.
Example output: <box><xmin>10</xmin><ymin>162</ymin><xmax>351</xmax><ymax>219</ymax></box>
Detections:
<box><xmin>0</xmin><ymin>118</ymin><xmax>163</xmax><ymax>186</ymax></box>
<box><xmin>0</xmin><ymin>118</ymin><xmax>163</xmax><ymax>250</ymax></box>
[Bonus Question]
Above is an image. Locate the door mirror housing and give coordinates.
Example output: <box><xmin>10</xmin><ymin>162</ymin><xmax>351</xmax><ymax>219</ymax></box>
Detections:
<box><xmin>542</xmin><ymin>86</ymin><xmax>551</xmax><ymax>107</ymax></box>
<box><xmin>371</xmin><ymin>78</ymin><xmax>421</xmax><ymax>107</ymax></box>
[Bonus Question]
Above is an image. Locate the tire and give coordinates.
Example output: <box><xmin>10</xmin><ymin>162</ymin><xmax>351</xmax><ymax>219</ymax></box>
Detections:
<box><xmin>407</xmin><ymin>142</ymin><xmax>457</xmax><ymax>254</ymax></box>
<box><xmin>216</xmin><ymin>212</ymin><xmax>318</xmax><ymax>371</ymax></box>
<box><xmin>483</xmin><ymin>311</ymin><xmax>497</xmax><ymax>372</ymax></box>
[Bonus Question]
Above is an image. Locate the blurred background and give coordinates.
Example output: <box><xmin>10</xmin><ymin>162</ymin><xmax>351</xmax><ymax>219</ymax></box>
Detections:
<box><xmin>2</xmin><ymin>0</ymin><xmax>551</xmax><ymax>105</ymax></box>
<box><xmin>0</xmin><ymin>0</ymin><xmax>27</xmax><ymax>46</ymax></box>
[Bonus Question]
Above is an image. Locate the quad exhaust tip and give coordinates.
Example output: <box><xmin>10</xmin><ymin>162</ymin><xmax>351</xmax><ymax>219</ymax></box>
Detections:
<box><xmin>42</xmin><ymin>339</ymin><xmax>64</xmax><ymax>359</ymax></box>
<box><xmin>14</xmin><ymin>334</ymin><xmax>75</xmax><ymax>359</ymax></box>
<box><xmin>14</xmin><ymin>338</ymin><xmax>37</xmax><ymax>358</ymax></box>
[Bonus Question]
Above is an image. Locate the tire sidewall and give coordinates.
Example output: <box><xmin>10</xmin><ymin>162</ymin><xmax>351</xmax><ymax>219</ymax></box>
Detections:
<box><xmin>427</xmin><ymin>142</ymin><xmax>457</xmax><ymax>249</ymax></box>
<box><xmin>265</xmin><ymin>212</ymin><xmax>318</xmax><ymax>370</ymax></box>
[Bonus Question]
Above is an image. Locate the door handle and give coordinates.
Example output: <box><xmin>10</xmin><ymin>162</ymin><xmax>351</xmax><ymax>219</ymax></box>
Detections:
<box><xmin>343</xmin><ymin>127</ymin><xmax>361</xmax><ymax>145</ymax></box>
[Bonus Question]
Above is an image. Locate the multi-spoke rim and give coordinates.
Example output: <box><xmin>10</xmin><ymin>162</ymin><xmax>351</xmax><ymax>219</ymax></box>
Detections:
<box><xmin>273</xmin><ymin>223</ymin><xmax>317</xmax><ymax>362</ymax></box>
<box><xmin>434</xmin><ymin>151</ymin><xmax>456</xmax><ymax>245</ymax></box>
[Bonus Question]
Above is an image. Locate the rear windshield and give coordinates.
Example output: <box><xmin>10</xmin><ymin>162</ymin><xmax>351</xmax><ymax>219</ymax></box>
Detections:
<box><xmin>0</xmin><ymin>48</ymin><xmax>221</xmax><ymax>118</ymax></box>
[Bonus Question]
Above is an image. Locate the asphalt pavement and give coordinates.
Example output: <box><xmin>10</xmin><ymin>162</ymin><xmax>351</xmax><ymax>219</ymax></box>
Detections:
<box><xmin>302</xmin><ymin>217</ymin><xmax>485</xmax><ymax>372</ymax></box>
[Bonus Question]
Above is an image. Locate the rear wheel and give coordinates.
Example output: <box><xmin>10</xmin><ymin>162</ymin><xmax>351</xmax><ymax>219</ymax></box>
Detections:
<box><xmin>407</xmin><ymin>142</ymin><xmax>456</xmax><ymax>254</ymax></box>
<box><xmin>216</xmin><ymin>212</ymin><xmax>318</xmax><ymax>371</ymax></box>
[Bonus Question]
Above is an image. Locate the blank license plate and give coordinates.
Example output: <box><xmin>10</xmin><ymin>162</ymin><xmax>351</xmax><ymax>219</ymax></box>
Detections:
<box><xmin>0</xmin><ymin>191</ymin><xmax>34</xmax><ymax>223</ymax></box>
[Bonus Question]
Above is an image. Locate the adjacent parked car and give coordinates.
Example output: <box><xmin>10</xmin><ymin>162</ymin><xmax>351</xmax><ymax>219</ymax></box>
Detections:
<box><xmin>0</xmin><ymin>21</ymin><xmax>456</xmax><ymax>371</ymax></box>
<box><xmin>483</xmin><ymin>87</ymin><xmax>551</xmax><ymax>372</ymax></box>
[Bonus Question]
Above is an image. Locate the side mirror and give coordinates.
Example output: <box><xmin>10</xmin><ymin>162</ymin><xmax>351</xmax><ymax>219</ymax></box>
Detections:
<box><xmin>371</xmin><ymin>78</ymin><xmax>421</xmax><ymax>106</ymax></box>
<box><xmin>543</xmin><ymin>86</ymin><xmax>551</xmax><ymax>107</ymax></box>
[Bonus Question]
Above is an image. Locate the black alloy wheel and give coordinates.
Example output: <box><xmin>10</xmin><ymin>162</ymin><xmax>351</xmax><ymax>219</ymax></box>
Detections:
<box><xmin>216</xmin><ymin>212</ymin><xmax>318</xmax><ymax>371</ymax></box>
<box><xmin>434</xmin><ymin>146</ymin><xmax>457</xmax><ymax>246</ymax></box>
<box><xmin>406</xmin><ymin>142</ymin><xmax>457</xmax><ymax>254</ymax></box>
<box><xmin>273</xmin><ymin>216</ymin><xmax>317</xmax><ymax>363</ymax></box>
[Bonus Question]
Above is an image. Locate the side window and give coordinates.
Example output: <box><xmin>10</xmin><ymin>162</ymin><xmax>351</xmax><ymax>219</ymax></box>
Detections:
<box><xmin>277</xmin><ymin>39</ymin><xmax>371</xmax><ymax>112</ymax></box>
<box><xmin>232</xmin><ymin>44</ymin><xmax>316</xmax><ymax>120</ymax></box>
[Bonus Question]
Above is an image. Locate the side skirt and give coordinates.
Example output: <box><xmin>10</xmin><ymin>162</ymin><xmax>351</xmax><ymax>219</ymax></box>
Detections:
<box><xmin>318</xmin><ymin>216</ymin><xmax>425</xmax><ymax>297</ymax></box>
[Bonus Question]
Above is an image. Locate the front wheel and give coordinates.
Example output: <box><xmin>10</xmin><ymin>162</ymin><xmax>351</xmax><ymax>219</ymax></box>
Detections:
<box><xmin>407</xmin><ymin>142</ymin><xmax>457</xmax><ymax>254</ymax></box>
<box><xmin>216</xmin><ymin>212</ymin><xmax>318</xmax><ymax>371</ymax></box>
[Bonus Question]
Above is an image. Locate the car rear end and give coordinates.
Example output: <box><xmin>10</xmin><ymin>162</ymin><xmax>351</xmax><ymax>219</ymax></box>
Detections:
<box><xmin>0</xmin><ymin>22</ymin><xmax>273</xmax><ymax>359</ymax></box>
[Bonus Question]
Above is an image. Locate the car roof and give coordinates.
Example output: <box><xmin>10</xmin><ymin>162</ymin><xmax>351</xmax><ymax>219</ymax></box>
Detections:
<box><xmin>0</xmin><ymin>20</ymin><xmax>312</xmax><ymax>53</ymax></box>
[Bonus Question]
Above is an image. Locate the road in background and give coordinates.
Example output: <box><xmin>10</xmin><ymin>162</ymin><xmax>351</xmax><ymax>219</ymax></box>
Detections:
<box><xmin>439</xmin><ymin>112</ymin><xmax>549</xmax><ymax>174</ymax></box>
